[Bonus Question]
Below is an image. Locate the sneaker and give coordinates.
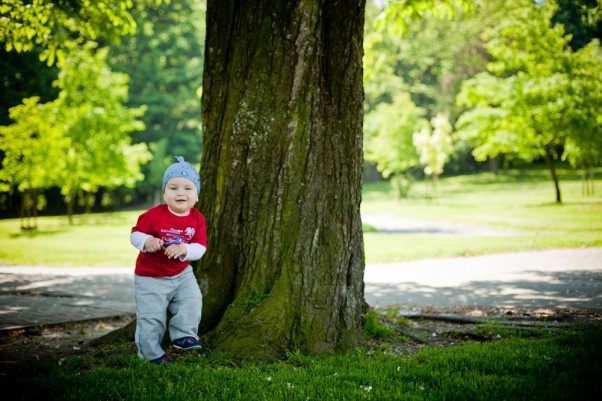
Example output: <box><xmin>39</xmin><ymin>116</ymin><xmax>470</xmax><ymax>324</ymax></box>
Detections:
<box><xmin>173</xmin><ymin>336</ymin><xmax>202</xmax><ymax>350</ymax></box>
<box><xmin>150</xmin><ymin>355</ymin><xmax>174</xmax><ymax>364</ymax></box>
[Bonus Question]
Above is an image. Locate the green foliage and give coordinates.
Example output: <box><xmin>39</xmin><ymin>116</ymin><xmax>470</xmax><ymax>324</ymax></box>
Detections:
<box><xmin>363</xmin><ymin>310</ymin><xmax>394</xmax><ymax>339</ymax></box>
<box><xmin>363</xmin><ymin>92</ymin><xmax>426</xmax><ymax>180</ymax></box>
<box><xmin>0</xmin><ymin>42</ymin><xmax>152</xmax><ymax>221</ymax></box>
<box><xmin>456</xmin><ymin>0</ymin><xmax>602</xmax><ymax>181</ymax></box>
<box><xmin>0</xmin><ymin>48</ymin><xmax>59</xmax><ymax>125</ymax></box>
<box><xmin>553</xmin><ymin>0</ymin><xmax>602</xmax><ymax>50</ymax></box>
<box><xmin>363</xmin><ymin>0</ymin><xmax>506</xmax><ymax>178</ymax></box>
<box><xmin>0</xmin><ymin>0</ymin><xmax>166</xmax><ymax>65</ymax></box>
<box><xmin>144</xmin><ymin>139</ymin><xmax>170</xmax><ymax>204</ymax></box>
<box><xmin>0</xmin><ymin>96</ymin><xmax>66</xmax><ymax>226</ymax></box>
<box><xmin>364</xmin><ymin>0</ymin><xmax>495</xmax><ymax>118</ymax></box>
<box><xmin>0</xmin><ymin>0</ymin><xmax>170</xmax><ymax>214</ymax></box>
<box><xmin>53</xmin><ymin>42</ymin><xmax>151</xmax><ymax>197</ymax></box>
<box><xmin>383</xmin><ymin>308</ymin><xmax>414</xmax><ymax>327</ymax></box>
<box><xmin>364</xmin><ymin>0</ymin><xmax>601</xmax><ymax>181</ymax></box>
<box><xmin>561</xmin><ymin>39</ymin><xmax>602</xmax><ymax>168</ymax></box>
<box><xmin>284</xmin><ymin>348</ymin><xmax>313</xmax><ymax>367</ymax></box>
<box><xmin>0</xmin><ymin>97</ymin><xmax>65</xmax><ymax>193</ymax></box>
<box><xmin>377</xmin><ymin>0</ymin><xmax>474</xmax><ymax>36</ymax></box>
<box><xmin>363</xmin><ymin>3</ymin><xmax>408</xmax><ymax>113</ymax></box>
<box><xmin>413</xmin><ymin>113</ymin><xmax>454</xmax><ymax>177</ymax></box>
<box><xmin>107</xmin><ymin>0</ymin><xmax>205</xmax><ymax>201</ymax></box>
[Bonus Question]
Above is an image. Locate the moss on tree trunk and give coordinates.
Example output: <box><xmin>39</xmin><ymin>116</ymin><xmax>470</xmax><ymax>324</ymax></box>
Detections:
<box><xmin>196</xmin><ymin>0</ymin><xmax>366</xmax><ymax>359</ymax></box>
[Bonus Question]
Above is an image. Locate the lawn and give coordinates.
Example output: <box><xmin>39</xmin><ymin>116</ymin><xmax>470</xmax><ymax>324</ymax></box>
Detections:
<box><xmin>0</xmin><ymin>211</ymin><xmax>140</xmax><ymax>267</ymax></box>
<box><xmin>362</xmin><ymin>167</ymin><xmax>602</xmax><ymax>263</ymax></box>
<box><xmin>5</xmin><ymin>323</ymin><xmax>601</xmax><ymax>400</ymax></box>
<box><xmin>0</xmin><ymin>166</ymin><xmax>600</xmax><ymax>267</ymax></box>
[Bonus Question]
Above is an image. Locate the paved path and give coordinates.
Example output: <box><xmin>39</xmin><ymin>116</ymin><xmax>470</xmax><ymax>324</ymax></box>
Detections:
<box><xmin>0</xmin><ymin>247</ymin><xmax>600</xmax><ymax>331</ymax></box>
<box><xmin>364</xmin><ymin>247</ymin><xmax>602</xmax><ymax>311</ymax></box>
<box><xmin>0</xmin><ymin>267</ymin><xmax>135</xmax><ymax>331</ymax></box>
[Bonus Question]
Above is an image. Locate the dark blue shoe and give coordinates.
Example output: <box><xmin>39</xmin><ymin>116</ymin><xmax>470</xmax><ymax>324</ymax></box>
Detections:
<box><xmin>173</xmin><ymin>336</ymin><xmax>202</xmax><ymax>350</ymax></box>
<box><xmin>150</xmin><ymin>355</ymin><xmax>174</xmax><ymax>364</ymax></box>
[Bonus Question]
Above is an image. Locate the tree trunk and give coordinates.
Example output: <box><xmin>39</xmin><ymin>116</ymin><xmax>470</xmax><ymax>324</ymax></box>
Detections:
<box><xmin>488</xmin><ymin>155</ymin><xmax>500</xmax><ymax>175</ymax></box>
<box><xmin>590</xmin><ymin>165</ymin><xmax>595</xmax><ymax>196</ymax></box>
<box><xmin>545</xmin><ymin>147</ymin><xmax>562</xmax><ymax>203</ymax></box>
<box><xmin>19</xmin><ymin>188</ymin><xmax>37</xmax><ymax>230</ymax></box>
<box><xmin>66</xmin><ymin>188</ymin><xmax>76</xmax><ymax>225</ymax></box>
<box><xmin>581</xmin><ymin>163</ymin><xmax>594</xmax><ymax>197</ymax></box>
<box><xmin>196</xmin><ymin>0</ymin><xmax>366</xmax><ymax>359</ymax></box>
<box><xmin>432</xmin><ymin>174</ymin><xmax>439</xmax><ymax>199</ymax></box>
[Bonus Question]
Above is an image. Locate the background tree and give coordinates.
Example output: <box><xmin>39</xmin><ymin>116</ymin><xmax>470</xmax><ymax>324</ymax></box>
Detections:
<box><xmin>456</xmin><ymin>0</ymin><xmax>602</xmax><ymax>203</ymax></box>
<box><xmin>0</xmin><ymin>97</ymin><xmax>64</xmax><ymax>228</ymax></box>
<box><xmin>376</xmin><ymin>0</ymin><xmax>474</xmax><ymax>36</ymax></box>
<box><xmin>363</xmin><ymin>0</ymin><xmax>518</xmax><ymax>176</ymax></box>
<box><xmin>196</xmin><ymin>0</ymin><xmax>366</xmax><ymax>359</ymax></box>
<box><xmin>108</xmin><ymin>0</ymin><xmax>206</xmax><ymax>202</ymax></box>
<box><xmin>363</xmin><ymin>93</ymin><xmax>427</xmax><ymax>198</ymax></box>
<box><xmin>0</xmin><ymin>0</ymin><xmax>164</xmax><ymax>216</ymax></box>
<box><xmin>413</xmin><ymin>113</ymin><xmax>454</xmax><ymax>197</ymax></box>
<box><xmin>144</xmin><ymin>138</ymin><xmax>170</xmax><ymax>205</ymax></box>
<box><xmin>0</xmin><ymin>0</ymin><xmax>150</xmax><ymax>65</ymax></box>
<box><xmin>561</xmin><ymin>40</ymin><xmax>602</xmax><ymax>195</ymax></box>
<box><xmin>52</xmin><ymin>43</ymin><xmax>150</xmax><ymax>223</ymax></box>
<box><xmin>553</xmin><ymin>0</ymin><xmax>602</xmax><ymax>50</ymax></box>
<box><xmin>0</xmin><ymin>48</ymin><xmax>58</xmax><ymax>126</ymax></box>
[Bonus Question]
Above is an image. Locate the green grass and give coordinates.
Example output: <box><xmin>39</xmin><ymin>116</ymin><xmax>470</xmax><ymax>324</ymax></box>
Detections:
<box><xmin>0</xmin><ymin>166</ymin><xmax>600</xmax><ymax>267</ymax></box>
<box><xmin>7</xmin><ymin>325</ymin><xmax>601</xmax><ymax>400</ymax></box>
<box><xmin>362</xmin><ymin>167</ymin><xmax>602</xmax><ymax>263</ymax></box>
<box><xmin>0</xmin><ymin>211</ymin><xmax>140</xmax><ymax>267</ymax></box>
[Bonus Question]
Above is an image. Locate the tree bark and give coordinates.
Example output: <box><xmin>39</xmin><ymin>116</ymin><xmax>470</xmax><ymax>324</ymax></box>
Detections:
<box><xmin>545</xmin><ymin>147</ymin><xmax>562</xmax><ymax>203</ymax></box>
<box><xmin>196</xmin><ymin>0</ymin><xmax>366</xmax><ymax>359</ymax></box>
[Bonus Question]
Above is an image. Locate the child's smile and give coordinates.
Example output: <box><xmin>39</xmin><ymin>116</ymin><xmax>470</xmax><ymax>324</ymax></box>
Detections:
<box><xmin>164</xmin><ymin>177</ymin><xmax>198</xmax><ymax>215</ymax></box>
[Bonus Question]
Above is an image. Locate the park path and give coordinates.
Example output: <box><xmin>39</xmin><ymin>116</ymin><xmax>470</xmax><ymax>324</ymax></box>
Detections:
<box><xmin>364</xmin><ymin>247</ymin><xmax>602</xmax><ymax>312</ymax></box>
<box><xmin>0</xmin><ymin>214</ymin><xmax>600</xmax><ymax>330</ymax></box>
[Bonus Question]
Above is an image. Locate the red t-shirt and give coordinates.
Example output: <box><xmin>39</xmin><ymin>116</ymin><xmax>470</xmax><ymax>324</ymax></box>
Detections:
<box><xmin>132</xmin><ymin>204</ymin><xmax>207</xmax><ymax>277</ymax></box>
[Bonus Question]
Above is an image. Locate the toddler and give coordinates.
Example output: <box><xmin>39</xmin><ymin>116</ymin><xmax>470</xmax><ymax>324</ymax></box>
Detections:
<box><xmin>130</xmin><ymin>156</ymin><xmax>206</xmax><ymax>364</ymax></box>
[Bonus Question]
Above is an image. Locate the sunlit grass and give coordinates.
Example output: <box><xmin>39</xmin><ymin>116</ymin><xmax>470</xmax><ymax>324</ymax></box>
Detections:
<box><xmin>0</xmin><ymin>211</ymin><xmax>140</xmax><ymax>267</ymax></box>
<box><xmin>362</xmin><ymin>167</ymin><xmax>602</xmax><ymax>263</ymax></box>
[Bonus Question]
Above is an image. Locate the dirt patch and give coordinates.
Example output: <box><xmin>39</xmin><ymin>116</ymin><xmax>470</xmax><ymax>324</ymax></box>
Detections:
<box><xmin>365</xmin><ymin>306</ymin><xmax>601</xmax><ymax>356</ymax></box>
<box><xmin>0</xmin><ymin>316</ymin><xmax>135</xmax><ymax>376</ymax></box>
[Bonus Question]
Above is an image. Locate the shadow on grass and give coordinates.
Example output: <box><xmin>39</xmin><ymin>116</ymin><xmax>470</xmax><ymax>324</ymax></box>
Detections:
<box><xmin>9</xmin><ymin>228</ymin><xmax>68</xmax><ymax>238</ymax></box>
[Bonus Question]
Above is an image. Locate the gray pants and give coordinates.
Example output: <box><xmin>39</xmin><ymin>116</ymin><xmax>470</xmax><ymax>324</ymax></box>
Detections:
<box><xmin>134</xmin><ymin>265</ymin><xmax>202</xmax><ymax>360</ymax></box>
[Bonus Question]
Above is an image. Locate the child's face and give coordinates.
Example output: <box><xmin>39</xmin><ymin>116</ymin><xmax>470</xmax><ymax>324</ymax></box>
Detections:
<box><xmin>163</xmin><ymin>177</ymin><xmax>198</xmax><ymax>215</ymax></box>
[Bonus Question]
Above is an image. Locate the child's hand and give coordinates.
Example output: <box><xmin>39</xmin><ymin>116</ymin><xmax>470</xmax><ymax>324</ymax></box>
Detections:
<box><xmin>144</xmin><ymin>237</ymin><xmax>164</xmax><ymax>253</ymax></box>
<box><xmin>164</xmin><ymin>244</ymin><xmax>187</xmax><ymax>259</ymax></box>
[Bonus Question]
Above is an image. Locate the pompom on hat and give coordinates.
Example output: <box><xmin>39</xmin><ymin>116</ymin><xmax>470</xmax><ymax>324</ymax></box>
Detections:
<box><xmin>162</xmin><ymin>156</ymin><xmax>201</xmax><ymax>193</ymax></box>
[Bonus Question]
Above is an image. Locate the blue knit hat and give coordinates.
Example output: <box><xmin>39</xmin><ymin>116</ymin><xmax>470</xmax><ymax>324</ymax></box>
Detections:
<box><xmin>162</xmin><ymin>156</ymin><xmax>201</xmax><ymax>193</ymax></box>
